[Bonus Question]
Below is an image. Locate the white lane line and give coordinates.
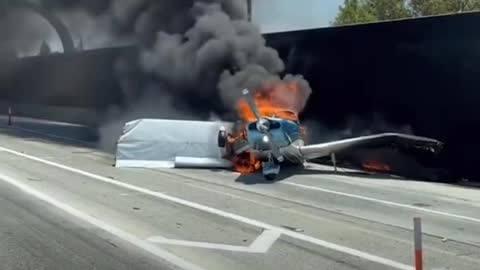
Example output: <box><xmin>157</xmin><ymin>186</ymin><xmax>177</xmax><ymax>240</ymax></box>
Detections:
<box><xmin>283</xmin><ymin>182</ymin><xmax>480</xmax><ymax>223</ymax></box>
<box><xmin>147</xmin><ymin>230</ymin><xmax>281</xmax><ymax>253</ymax></box>
<box><xmin>249</xmin><ymin>229</ymin><xmax>282</xmax><ymax>253</ymax></box>
<box><xmin>0</xmin><ymin>145</ymin><xmax>413</xmax><ymax>270</ymax></box>
<box><xmin>148</xmin><ymin>238</ymin><xmax>255</xmax><ymax>252</ymax></box>
<box><xmin>0</xmin><ymin>172</ymin><xmax>204</xmax><ymax>270</ymax></box>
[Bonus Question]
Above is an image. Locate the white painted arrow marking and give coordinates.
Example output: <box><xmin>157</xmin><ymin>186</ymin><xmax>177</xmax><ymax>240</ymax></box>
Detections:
<box><xmin>147</xmin><ymin>229</ymin><xmax>281</xmax><ymax>253</ymax></box>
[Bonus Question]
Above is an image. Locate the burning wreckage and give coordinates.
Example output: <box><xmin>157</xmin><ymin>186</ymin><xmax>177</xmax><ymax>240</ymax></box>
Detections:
<box><xmin>115</xmin><ymin>82</ymin><xmax>443</xmax><ymax>180</ymax></box>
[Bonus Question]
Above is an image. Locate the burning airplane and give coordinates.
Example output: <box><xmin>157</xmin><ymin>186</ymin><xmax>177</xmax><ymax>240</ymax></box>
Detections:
<box><xmin>115</xmin><ymin>81</ymin><xmax>443</xmax><ymax>181</ymax></box>
<box><xmin>217</xmin><ymin>86</ymin><xmax>443</xmax><ymax>180</ymax></box>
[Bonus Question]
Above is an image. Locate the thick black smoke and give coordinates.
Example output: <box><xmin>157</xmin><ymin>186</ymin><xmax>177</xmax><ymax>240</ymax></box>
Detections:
<box><xmin>2</xmin><ymin>0</ymin><xmax>312</xmax><ymax>151</ymax></box>
<box><xmin>57</xmin><ymin>0</ymin><xmax>310</xmax><ymax>149</ymax></box>
<box><xmin>138</xmin><ymin>2</ymin><xmax>290</xmax><ymax>109</ymax></box>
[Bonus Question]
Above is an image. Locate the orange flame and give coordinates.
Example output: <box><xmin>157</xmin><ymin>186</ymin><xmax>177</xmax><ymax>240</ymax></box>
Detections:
<box><xmin>362</xmin><ymin>161</ymin><xmax>391</xmax><ymax>173</ymax></box>
<box><xmin>236</xmin><ymin>81</ymin><xmax>304</xmax><ymax>122</ymax></box>
<box><xmin>232</xmin><ymin>81</ymin><xmax>309</xmax><ymax>174</ymax></box>
<box><xmin>233</xmin><ymin>152</ymin><xmax>262</xmax><ymax>174</ymax></box>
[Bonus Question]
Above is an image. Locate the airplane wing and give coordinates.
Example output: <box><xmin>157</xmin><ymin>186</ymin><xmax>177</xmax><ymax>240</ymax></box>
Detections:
<box><xmin>299</xmin><ymin>133</ymin><xmax>443</xmax><ymax>161</ymax></box>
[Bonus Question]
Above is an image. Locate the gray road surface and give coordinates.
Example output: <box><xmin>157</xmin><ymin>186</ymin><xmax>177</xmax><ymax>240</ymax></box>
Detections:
<box><xmin>0</xmin><ymin>118</ymin><xmax>479</xmax><ymax>270</ymax></box>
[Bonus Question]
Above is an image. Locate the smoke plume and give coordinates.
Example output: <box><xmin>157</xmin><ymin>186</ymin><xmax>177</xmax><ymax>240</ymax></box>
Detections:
<box><xmin>86</xmin><ymin>0</ymin><xmax>311</xmax><ymax>150</ymax></box>
<box><xmin>2</xmin><ymin>0</ymin><xmax>312</xmax><ymax>151</ymax></box>
<box><xmin>98</xmin><ymin>87</ymin><xmax>200</xmax><ymax>152</ymax></box>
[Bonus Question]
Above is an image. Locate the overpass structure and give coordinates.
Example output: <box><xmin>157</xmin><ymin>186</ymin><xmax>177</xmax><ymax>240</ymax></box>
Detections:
<box><xmin>1</xmin><ymin>0</ymin><xmax>75</xmax><ymax>54</ymax></box>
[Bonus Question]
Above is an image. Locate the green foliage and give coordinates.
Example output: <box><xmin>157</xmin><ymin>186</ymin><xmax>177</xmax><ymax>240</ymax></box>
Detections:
<box><xmin>368</xmin><ymin>0</ymin><xmax>412</xmax><ymax>20</ymax></box>
<box><xmin>332</xmin><ymin>0</ymin><xmax>377</xmax><ymax>26</ymax></box>
<box><xmin>333</xmin><ymin>0</ymin><xmax>410</xmax><ymax>26</ymax></box>
<box><xmin>333</xmin><ymin>0</ymin><xmax>480</xmax><ymax>26</ymax></box>
<box><xmin>410</xmin><ymin>0</ymin><xmax>480</xmax><ymax>16</ymax></box>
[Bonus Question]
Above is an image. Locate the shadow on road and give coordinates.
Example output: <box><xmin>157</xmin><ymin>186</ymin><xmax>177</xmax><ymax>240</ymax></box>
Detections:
<box><xmin>234</xmin><ymin>164</ymin><xmax>407</xmax><ymax>185</ymax></box>
<box><xmin>0</xmin><ymin>115</ymin><xmax>100</xmax><ymax>150</ymax></box>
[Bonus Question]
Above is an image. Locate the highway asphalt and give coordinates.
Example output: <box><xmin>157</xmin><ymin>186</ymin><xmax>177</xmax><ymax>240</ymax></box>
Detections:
<box><xmin>0</xmin><ymin>117</ymin><xmax>479</xmax><ymax>270</ymax></box>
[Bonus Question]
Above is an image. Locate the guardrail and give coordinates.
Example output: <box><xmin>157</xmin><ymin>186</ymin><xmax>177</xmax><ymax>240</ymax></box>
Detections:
<box><xmin>0</xmin><ymin>101</ymin><xmax>100</xmax><ymax>127</ymax></box>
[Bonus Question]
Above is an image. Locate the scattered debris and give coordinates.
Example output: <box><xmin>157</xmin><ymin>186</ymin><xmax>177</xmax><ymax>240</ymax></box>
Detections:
<box><xmin>412</xmin><ymin>203</ymin><xmax>431</xmax><ymax>207</ymax></box>
<box><xmin>281</xmin><ymin>225</ymin><xmax>304</xmax><ymax>232</ymax></box>
<box><xmin>106</xmin><ymin>240</ymin><xmax>117</xmax><ymax>248</ymax></box>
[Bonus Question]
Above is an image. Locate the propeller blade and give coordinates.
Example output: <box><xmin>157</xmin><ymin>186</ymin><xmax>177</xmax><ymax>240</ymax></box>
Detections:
<box><xmin>242</xmin><ymin>89</ymin><xmax>270</xmax><ymax>132</ymax></box>
<box><xmin>242</xmin><ymin>89</ymin><xmax>283</xmax><ymax>162</ymax></box>
<box><xmin>242</xmin><ymin>89</ymin><xmax>261</xmax><ymax>121</ymax></box>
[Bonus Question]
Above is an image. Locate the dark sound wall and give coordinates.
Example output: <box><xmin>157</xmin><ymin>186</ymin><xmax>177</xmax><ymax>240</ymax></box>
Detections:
<box><xmin>0</xmin><ymin>47</ymin><xmax>133</xmax><ymax>109</ymax></box>
<box><xmin>267</xmin><ymin>12</ymin><xmax>480</xmax><ymax>181</ymax></box>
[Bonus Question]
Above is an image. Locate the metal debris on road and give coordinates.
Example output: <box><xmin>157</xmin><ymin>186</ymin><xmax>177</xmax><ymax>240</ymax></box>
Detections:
<box><xmin>281</xmin><ymin>225</ymin><xmax>304</xmax><ymax>232</ymax></box>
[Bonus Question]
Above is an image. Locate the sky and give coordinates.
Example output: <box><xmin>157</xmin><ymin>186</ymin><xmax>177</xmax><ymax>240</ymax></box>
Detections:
<box><xmin>253</xmin><ymin>0</ymin><xmax>344</xmax><ymax>33</ymax></box>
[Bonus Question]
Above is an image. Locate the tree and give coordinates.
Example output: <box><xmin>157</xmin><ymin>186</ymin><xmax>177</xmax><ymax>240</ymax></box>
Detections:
<box><xmin>367</xmin><ymin>0</ymin><xmax>412</xmax><ymax>20</ymax></box>
<box><xmin>409</xmin><ymin>0</ymin><xmax>480</xmax><ymax>16</ymax></box>
<box><xmin>333</xmin><ymin>0</ymin><xmax>410</xmax><ymax>26</ymax></box>
<box><xmin>333</xmin><ymin>0</ymin><xmax>480</xmax><ymax>26</ymax></box>
<box><xmin>333</xmin><ymin>0</ymin><xmax>376</xmax><ymax>26</ymax></box>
